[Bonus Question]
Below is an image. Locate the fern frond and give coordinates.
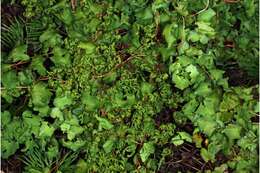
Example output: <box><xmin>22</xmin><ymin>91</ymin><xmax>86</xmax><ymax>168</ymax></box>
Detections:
<box><xmin>1</xmin><ymin>17</ymin><xmax>24</xmax><ymax>49</ymax></box>
<box><xmin>59</xmin><ymin>152</ymin><xmax>78</xmax><ymax>172</ymax></box>
<box><xmin>25</xmin><ymin>19</ymin><xmax>45</xmax><ymax>52</ymax></box>
<box><xmin>1</xmin><ymin>16</ymin><xmax>45</xmax><ymax>53</ymax></box>
<box><xmin>22</xmin><ymin>147</ymin><xmax>53</xmax><ymax>172</ymax></box>
<box><xmin>22</xmin><ymin>147</ymin><xmax>78</xmax><ymax>173</ymax></box>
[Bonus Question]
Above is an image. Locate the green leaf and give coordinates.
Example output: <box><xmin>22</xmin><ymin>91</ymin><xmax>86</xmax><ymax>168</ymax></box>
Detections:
<box><xmin>238</xmin><ymin>132</ymin><xmax>257</xmax><ymax>151</ymax></box>
<box><xmin>170</xmin><ymin>60</ymin><xmax>199</xmax><ymax>90</ymax></box>
<box><xmin>50</xmin><ymin>108</ymin><xmax>64</xmax><ymax>121</ymax></box>
<box><xmin>178</xmin><ymin>41</ymin><xmax>189</xmax><ymax>55</ymax></box>
<box><xmin>1</xmin><ymin>111</ymin><xmax>11</xmax><ymax>126</ymax></box>
<box><xmin>172</xmin><ymin>74</ymin><xmax>190</xmax><ymax>90</ymax></box>
<box><xmin>95</xmin><ymin>116</ymin><xmax>114</xmax><ymax>130</ymax></box>
<box><xmin>54</xmin><ymin>95</ymin><xmax>73</xmax><ymax>109</ymax></box>
<box><xmin>220</xmin><ymin>93</ymin><xmax>239</xmax><ymax>111</ymax></box>
<box><xmin>51</xmin><ymin>47</ymin><xmax>71</xmax><ymax>67</ymax></box>
<box><xmin>224</xmin><ymin>124</ymin><xmax>241</xmax><ymax>141</ymax></box>
<box><xmin>1</xmin><ymin>70</ymin><xmax>18</xmax><ymax>89</ymax></box>
<box><xmin>60</xmin><ymin>8</ymin><xmax>73</xmax><ymax>25</ymax></box>
<box><xmin>140</xmin><ymin>142</ymin><xmax>155</xmax><ymax>162</ymax></box>
<box><xmin>76</xmin><ymin>159</ymin><xmax>88</xmax><ymax>173</ymax></box>
<box><xmin>78</xmin><ymin>42</ymin><xmax>96</xmax><ymax>54</ymax></box>
<box><xmin>172</xmin><ymin>132</ymin><xmax>192</xmax><ymax>146</ymax></box>
<box><xmin>178</xmin><ymin>132</ymin><xmax>192</xmax><ymax>143</ymax></box>
<box><xmin>18</xmin><ymin>70</ymin><xmax>33</xmax><ymax>85</ymax></box>
<box><xmin>244</xmin><ymin>0</ymin><xmax>255</xmax><ymax>17</ymax></box>
<box><xmin>159</xmin><ymin>47</ymin><xmax>175</xmax><ymax>62</ymax></box>
<box><xmin>89</xmin><ymin>3</ymin><xmax>103</xmax><ymax>15</ymax></box>
<box><xmin>68</xmin><ymin>126</ymin><xmax>84</xmax><ymax>140</ymax></box>
<box><xmin>81</xmin><ymin>94</ymin><xmax>99</xmax><ymax>111</ymax></box>
<box><xmin>197</xmin><ymin>54</ymin><xmax>214</xmax><ymax>69</ymax></box>
<box><xmin>200</xmin><ymin>148</ymin><xmax>214</xmax><ymax>162</ymax></box>
<box><xmin>136</xmin><ymin>7</ymin><xmax>153</xmax><ymax>20</ymax></box>
<box><xmin>171</xmin><ymin>135</ymin><xmax>184</xmax><ymax>146</ymax></box>
<box><xmin>183</xmin><ymin>99</ymin><xmax>199</xmax><ymax>118</ymax></box>
<box><xmin>31</xmin><ymin>56</ymin><xmax>47</xmax><ymax>76</ymax></box>
<box><xmin>9</xmin><ymin>44</ymin><xmax>30</xmax><ymax>62</ymax></box>
<box><xmin>22</xmin><ymin>111</ymin><xmax>42</xmax><ymax>135</ymax></box>
<box><xmin>185</xmin><ymin>64</ymin><xmax>199</xmax><ymax>81</ymax></box>
<box><xmin>60</xmin><ymin>117</ymin><xmax>84</xmax><ymax>140</ymax></box>
<box><xmin>213</xmin><ymin>164</ymin><xmax>228</xmax><ymax>173</ymax></box>
<box><xmin>152</xmin><ymin>0</ymin><xmax>169</xmax><ymax>11</ymax></box>
<box><xmin>254</xmin><ymin>102</ymin><xmax>259</xmax><ymax>113</ymax></box>
<box><xmin>198</xmin><ymin>8</ymin><xmax>216</xmax><ymax>22</ymax></box>
<box><xmin>103</xmin><ymin>139</ymin><xmax>115</xmax><ymax>153</ymax></box>
<box><xmin>136</xmin><ymin>7</ymin><xmax>153</xmax><ymax>24</ymax></box>
<box><xmin>196</xmin><ymin>22</ymin><xmax>215</xmax><ymax>36</ymax></box>
<box><xmin>62</xmin><ymin>139</ymin><xmax>86</xmax><ymax>151</ymax></box>
<box><xmin>195</xmin><ymin>82</ymin><xmax>212</xmax><ymax>96</ymax></box>
<box><xmin>188</xmin><ymin>31</ymin><xmax>200</xmax><ymax>42</ymax></box>
<box><xmin>40</xmin><ymin>29</ymin><xmax>62</xmax><ymax>47</ymax></box>
<box><xmin>193</xmin><ymin>133</ymin><xmax>203</xmax><ymax>148</ymax></box>
<box><xmin>163</xmin><ymin>24</ymin><xmax>178</xmax><ymax>48</ymax></box>
<box><xmin>31</xmin><ymin>83</ymin><xmax>52</xmax><ymax>109</ymax></box>
<box><xmin>141</xmin><ymin>82</ymin><xmax>153</xmax><ymax>94</ymax></box>
<box><xmin>196</xmin><ymin>97</ymin><xmax>218</xmax><ymax>117</ymax></box>
<box><xmin>199</xmin><ymin>35</ymin><xmax>209</xmax><ymax>44</ymax></box>
<box><xmin>103</xmin><ymin>72</ymin><xmax>117</xmax><ymax>83</ymax></box>
<box><xmin>1</xmin><ymin>140</ymin><xmax>19</xmax><ymax>159</ymax></box>
<box><xmin>88</xmin><ymin>18</ymin><xmax>101</xmax><ymax>33</ymax></box>
<box><xmin>210</xmin><ymin>69</ymin><xmax>224</xmax><ymax>81</ymax></box>
<box><xmin>197</xmin><ymin>117</ymin><xmax>217</xmax><ymax>136</ymax></box>
<box><xmin>39</xmin><ymin>122</ymin><xmax>55</xmax><ymax>138</ymax></box>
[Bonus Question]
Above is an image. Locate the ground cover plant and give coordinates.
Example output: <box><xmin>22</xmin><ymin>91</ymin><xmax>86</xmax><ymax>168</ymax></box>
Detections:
<box><xmin>1</xmin><ymin>0</ymin><xmax>259</xmax><ymax>172</ymax></box>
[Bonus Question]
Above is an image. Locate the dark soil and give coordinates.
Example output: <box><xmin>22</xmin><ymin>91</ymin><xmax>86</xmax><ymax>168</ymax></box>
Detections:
<box><xmin>1</xmin><ymin>152</ymin><xmax>23</xmax><ymax>173</ymax></box>
<box><xmin>225</xmin><ymin>68</ymin><xmax>250</xmax><ymax>86</ymax></box>
<box><xmin>157</xmin><ymin>143</ymin><xmax>230</xmax><ymax>173</ymax></box>
<box><xmin>251</xmin><ymin>116</ymin><xmax>260</xmax><ymax>123</ymax></box>
<box><xmin>1</xmin><ymin>4</ymin><xmax>25</xmax><ymax>172</ymax></box>
<box><xmin>154</xmin><ymin>107</ymin><xmax>231</xmax><ymax>173</ymax></box>
<box><xmin>223</xmin><ymin>61</ymin><xmax>258</xmax><ymax>87</ymax></box>
<box><xmin>176</xmin><ymin>120</ymin><xmax>195</xmax><ymax>134</ymax></box>
<box><xmin>154</xmin><ymin>107</ymin><xmax>175</xmax><ymax>128</ymax></box>
<box><xmin>1</xmin><ymin>3</ymin><xmax>24</xmax><ymax>23</ymax></box>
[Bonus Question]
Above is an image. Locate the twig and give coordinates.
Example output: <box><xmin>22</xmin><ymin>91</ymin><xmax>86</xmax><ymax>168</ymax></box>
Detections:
<box><xmin>15</xmin><ymin>96</ymin><xmax>28</xmax><ymax>115</ymax></box>
<box><xmin>71</xmin><ymin>0</ymin><xmax>77</xmax><ymax>11</ymax></box>
<box><xmin>1</xmin><ymin>86</ymin><xmax>29</xmax><ymax>90</ymax></box>
<box><xmin>191</xmin><ymin>156</ymin><xmax>204</xmax><ymax>166</ymax></box>
<box><xmin>93</xmin><ymin>54</ymin><xmax>144</xmax><ymax>79</ymax></box>
<box><xmin>178</xmin><ymin>16</ymin><xmax>186</xmax><ymax>48</ymax></box>
<box><xmin>224</xmin><ymin>0</ymin><xmax>240</xmax><ymax>3</ymax></box>
<box><xmin>11</xmin><ymin>61</ymin><xmax>29</xmax><ymax>67</ymax></box>
<box><xmin>181</xmin><ymin>162</ymin><xmax>200</xmax><ymax>171</ymax></box>
<box><xmin>38</xmin><ymin>76</ymin><xmax>49</xmax><ymax>81</ymax></box>
<box><xmin>192</xmin><ymin>0</ymin><xmax>210</xmax><ymax>16</ymax></box>
<box><xmin>165</xmin><ymin>159</ymin><xmax>183</xmax><ymax>164</ymax></box>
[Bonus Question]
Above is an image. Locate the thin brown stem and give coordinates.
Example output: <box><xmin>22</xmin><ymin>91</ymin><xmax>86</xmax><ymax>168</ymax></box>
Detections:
<box><xmin>93</xmin><ymin>54</ymin><xmax>144</xmax><ymax>79</ymax></box>
<box><xmin>191</xmin><ymin>0</ymin><xmax>210</xmax><ymax>16</ymax></box>
<box><xmin>224</xmin><ymin>0</ymin><xmax>240</xmax><ymax>3</ymax></box>
<box><xmin>71</xmin><ymin>0</ymin><xmax>77</xmax><ymax>11</ymax></box>
<box><xmin>181</xmin><ymin>162</ymin><xmax>200</xmax><ymax>171</ymax></box>
<box><xmin>1</xmin><ymin>86</ymin><xmax>29</xmax><ymax>90</ymax></box>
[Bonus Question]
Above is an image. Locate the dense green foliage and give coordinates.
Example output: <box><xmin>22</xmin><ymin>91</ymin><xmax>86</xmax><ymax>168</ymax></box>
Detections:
<box><xmin>1</xmin><ymin>0</ymin><xmax>259</xmax><ymax>173</ymax></box>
